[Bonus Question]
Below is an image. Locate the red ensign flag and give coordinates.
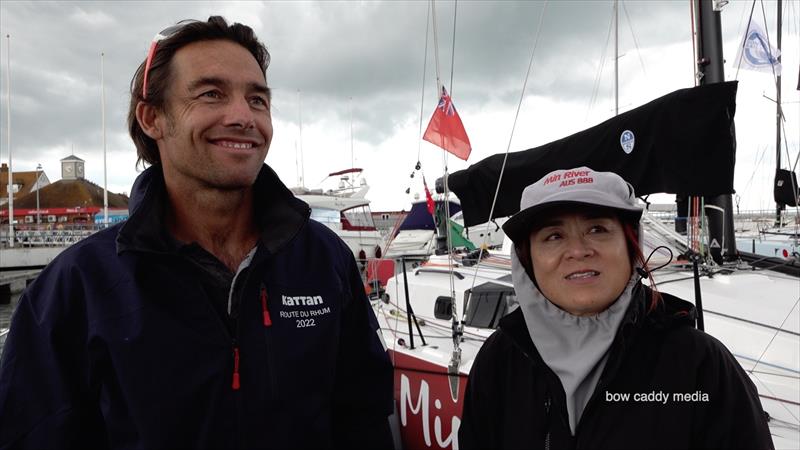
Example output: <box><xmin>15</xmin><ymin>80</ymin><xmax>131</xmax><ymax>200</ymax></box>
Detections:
<box><xmin>423</xmin><ymin>86</ymin><xmax>472</xmax><ymax>160</ymax></box>
<box><xmin>423</xmin><ymin>176</ymin><xmax>436</xmax><ymax>216</ymax></box>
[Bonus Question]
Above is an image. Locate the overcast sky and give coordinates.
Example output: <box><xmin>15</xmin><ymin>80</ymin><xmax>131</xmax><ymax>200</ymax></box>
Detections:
<box><xmin>1</xmin><ymin>0</ymin><xmax>798</xmax><ymax>213</ymax></box>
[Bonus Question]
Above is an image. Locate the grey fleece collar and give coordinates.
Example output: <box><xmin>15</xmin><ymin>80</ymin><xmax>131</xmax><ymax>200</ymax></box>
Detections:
<box><xmin>510</xmin><ymin>250</ymin><xmax>638</xmax><ymax>435</ymax></box>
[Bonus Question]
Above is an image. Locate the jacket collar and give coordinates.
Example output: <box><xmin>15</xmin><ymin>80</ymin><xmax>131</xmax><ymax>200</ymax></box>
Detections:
<box><xmin>116</xmin><ymin>164</ymin><xmax>310</xmax><ymax>257</ymax></box>
<box><xmin>499</xmin><ymin>284</ymin><xmax>696</xmax><ymax>367</ymax></box>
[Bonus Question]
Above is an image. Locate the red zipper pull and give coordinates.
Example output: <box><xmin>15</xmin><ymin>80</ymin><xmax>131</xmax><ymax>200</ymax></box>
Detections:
<box><xmin>232</xmin><ymin>347</ymin><xmax>241</xmax><ymax>391</ymax></box>
<box><xmin>261</xmin><ymin>286</ymin><xmax>272</xmax><ymax>327</ymax></box>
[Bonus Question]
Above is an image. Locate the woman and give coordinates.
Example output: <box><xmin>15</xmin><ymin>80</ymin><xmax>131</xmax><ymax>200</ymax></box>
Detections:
<box><xmin>458</xmin><ymin>167</ymin><xmax>773</xmax><ymax>450</ymax></box>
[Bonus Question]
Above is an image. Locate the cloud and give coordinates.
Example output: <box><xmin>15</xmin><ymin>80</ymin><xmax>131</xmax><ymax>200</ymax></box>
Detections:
<box><xmin>0</xmin><ymin>0</ymin><xmax>796</xmax><ymax>214</ymax></box>
<box><xmin>69</xmin><ymin>7</ymin><xmax>116</xmax><ymax>28</ymax></box>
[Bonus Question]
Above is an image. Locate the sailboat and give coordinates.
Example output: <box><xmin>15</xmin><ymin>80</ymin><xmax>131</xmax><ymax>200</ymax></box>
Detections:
<box><xmin>376</xmin><ymin>80</ymin><xmax>800</xmax><ymax>450</ymax></box>
<box><xmin>383</xmin><ymin>197</ymin><xmax>463</xmax><ymax>260</ymax></box>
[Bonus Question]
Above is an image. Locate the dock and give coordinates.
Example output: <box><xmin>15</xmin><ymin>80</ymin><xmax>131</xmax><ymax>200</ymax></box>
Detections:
<box><xmin>0</xmin><ymin>269</ymin><xmax>41</xmax><ymax>305</ymax></box>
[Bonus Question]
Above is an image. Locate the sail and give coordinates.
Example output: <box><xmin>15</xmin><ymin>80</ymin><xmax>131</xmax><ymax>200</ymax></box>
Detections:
<box><xmin>398</xmin><ymin>200</ymin><xmax>462</xmax><ymax>231</ymax></box>
<box><xmin>445</xmin><ymin>82</ymin><xmax>738</xmax><ymax>227</ymax></box>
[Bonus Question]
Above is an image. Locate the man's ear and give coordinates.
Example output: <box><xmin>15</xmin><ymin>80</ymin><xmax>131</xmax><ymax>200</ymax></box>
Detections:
<box><xmin>136</xmin><ymin>102</ymin><xmax>164</xmax><ymax>140</ymax></box>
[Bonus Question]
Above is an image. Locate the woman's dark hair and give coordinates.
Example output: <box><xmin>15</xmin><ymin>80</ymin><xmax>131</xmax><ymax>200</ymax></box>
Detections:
<box><xmin>127</xmin><ymin>16</ymin><xmax>271</xmax><ymax>168</ymax></box>
<box><xmin>620</xmin><ymin>220</ymin><xmax>664</xmax><ymax>312</ymax></box>
<box><xmin>514</xmin><ymin>214</ymin><xmax>663</xmax><ymax>312</ymax></box>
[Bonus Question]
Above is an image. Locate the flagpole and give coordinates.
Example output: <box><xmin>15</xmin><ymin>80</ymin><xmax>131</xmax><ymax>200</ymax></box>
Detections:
<box><xmin>5</xmin><ymin>34</ymin><xmax>13</xmax><ymax>248</ymax></box>
<box><xmin>102</xmin><ymin>52</ymin><xmax>109</xmax><ymax>226</ymax></box>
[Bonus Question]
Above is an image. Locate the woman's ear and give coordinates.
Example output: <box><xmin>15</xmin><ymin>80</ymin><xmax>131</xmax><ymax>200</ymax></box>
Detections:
<box><xmin>136</xmin><ymin>102</ymin><xmax>164</xmax><ymax>140</ymax></box>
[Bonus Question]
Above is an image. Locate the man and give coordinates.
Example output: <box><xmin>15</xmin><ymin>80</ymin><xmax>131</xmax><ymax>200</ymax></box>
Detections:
<box><xmin>0</xmin><ymin>17</ymin><xmax>394</xmax><ymax>449</ymax></box>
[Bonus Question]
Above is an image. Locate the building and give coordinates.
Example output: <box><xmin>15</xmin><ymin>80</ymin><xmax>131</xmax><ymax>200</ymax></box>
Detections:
<box><xmin>0</xmin><ymin>162</ymin><xmax>50</xmax><ymax>206</ymax></box>
<box><xmin>1</xmin><ymin>155</ymin><xmax>128</xmax><ymax>226</ymax></box>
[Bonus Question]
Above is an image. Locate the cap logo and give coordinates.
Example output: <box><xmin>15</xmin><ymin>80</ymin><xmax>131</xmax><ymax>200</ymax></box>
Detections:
<box><xmin>543</xmin><ymin>169</ymin><xmax>593</xmax><ymax>188</ymax></box>
<box><xmin>620</xmin><ymin>130</ymin><xmax>635</xmax><ymax>154</ymax></box>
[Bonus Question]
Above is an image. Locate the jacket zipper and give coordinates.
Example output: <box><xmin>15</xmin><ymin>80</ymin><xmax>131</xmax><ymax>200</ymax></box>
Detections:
<box><xmin>229</xmin><ymin>267</ymin><xmax>258</xmax><ymax>393</ymax></box>
<box><xmin>506</xmin><ymin>338</ymin><xmax>571</xmax><ymax>445</ymax></box>
<box><xmin>544</xmin><ymin>396</ymin><xmax>552</xmax><ymax>450</ymax></box>
<box><xmin>573</xmin><ymin>328</ymin><xmax>633</xmax><ymax>448</ymax></box>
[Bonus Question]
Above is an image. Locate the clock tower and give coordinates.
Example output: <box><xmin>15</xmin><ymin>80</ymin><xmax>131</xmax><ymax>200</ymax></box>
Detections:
<box><xmin>61</xmin><ymin>155</ymin><xmax>85</xmax><ymax>180</ymax></box>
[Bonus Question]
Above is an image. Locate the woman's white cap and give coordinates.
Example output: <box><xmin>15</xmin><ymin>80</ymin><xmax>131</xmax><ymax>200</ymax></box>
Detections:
<box><xmin>502</xmin><ymin>166</ymin><xmax>643</xmax><ymax>244</ymax></box>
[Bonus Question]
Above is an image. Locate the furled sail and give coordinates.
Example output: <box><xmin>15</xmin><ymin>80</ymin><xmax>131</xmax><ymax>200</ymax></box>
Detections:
<box><xmin>443</xmin><ymin>81</ymin><xmax>738</xmax><ymax>227</ymax></box>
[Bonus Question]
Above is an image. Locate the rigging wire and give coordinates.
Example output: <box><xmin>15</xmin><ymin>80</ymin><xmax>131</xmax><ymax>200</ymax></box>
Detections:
<box><xmin>759</xmin><ymin>0</ymin><xmax>780</xmax><ymax>85</ymax></box>
<box><xmin>750</xmin><ymin>293</ymin><xmax>800</xmax><ymax>424</ymax></box>
<box><xmin>747</xmin><ymin>0</ymin><xmax>800</xmax><ymax>403</ymax></box>
<box><xmin>429</xmin><ymin>0</ymin><xmax>459</xmax><ymax>357</ymax></box>
<box><xmin>732</xmin><ymin>0</ymin><xmax>751</xmax><ymax>76</ymax></box>
<box><xmin>621</xmin><ymin>1</ymin><xmax>648</xmax><ymax>79</ymax></box>
<box><xmin>741</xmin><ymin>144</ymin><xmax>770</xmax><ymax>198</ymax></box>
<box><xmin>777</xmin><ymin>0</ymin><xmax>800</xmax><ymax>241</ymax></box>
<box><xmin>431</xmin><ymin>0</ymin><xmax>442</xmax><ymax>93</ymax></box>
<box><xmin>416</xmin><ymin>1</ymin><xmax>431</xmax><ymax>166</ymax></box>
<box><xmin>734</xmin><ymin>1</ymin><xmax>758</xmax><ymax>81</ymax></box>
<box><xmin>586</xmin><ymin>3</ymin><xmax>615</xmax><ymax>123</ymax></box>
<box><xmin>755</xmin><ymin>0</ymin><xmax>800</xmax><ymax>227</ymax></box>
<box><xmin>780</xmin><ymin>117</ymin><xmax>800</xmax><ymax>227</ymax></box>
<box><xmin>443</xmin><ymin>0</ymin><xmax>459</xmax><ymax>360</ymax></box>
<box><xmin>689</xmin><ymin>0</ymin><xmax>698</xmax><ymax>86</ymax></box>
<box><xmin>382</xmin><ymin>298</ymin><xmax>491</xmax><ymax>341</ymax></box>
<box><xmin>449</xmin><ymin>0</ymin><xmax>458</xmax><ymax>97</ymax></box>
<box><xmin>467</xmin><ymin>0</ymin><xmax>550</xmax><ymax>299</ymax></box>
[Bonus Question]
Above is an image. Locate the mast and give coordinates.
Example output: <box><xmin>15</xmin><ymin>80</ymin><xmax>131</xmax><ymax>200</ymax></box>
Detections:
<box><xmin>693</xmin><ymin>0</ymin><xmax>736</xmax><ymax>263</ymax></box>
<box><xmin>102</xmin><ymin>52</ymin><xmax>108</xmax><ymax>225</ymax></box>
<box><xmin>5</xmin><ymin>34</ymin><xmax>13</xmax><ymax>248</ymax></box>
<box><xmin>297</xmin><ymin>90</ymin><xmax>305</xmax><ymax>188</ymax></box>
<box><xmin>614</xmin><ymin>0</ymin><xmax>619</xmax><ymax>116</ymax></box>
<box><xmin>349</xmin><ymin>96</ymin><xmax>354</xmax><ymax>170</ymax></box>
<box><xmin>775</xmin><ymin>0</ymin><xmax>783</xmax><ymax>227</ymax></box>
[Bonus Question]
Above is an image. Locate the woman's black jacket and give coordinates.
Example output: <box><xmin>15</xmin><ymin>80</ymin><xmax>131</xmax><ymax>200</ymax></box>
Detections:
<box><xmin>458</xmin><ymin>286</ymin><xmax>774</xmax><ymax>450</ymax></box>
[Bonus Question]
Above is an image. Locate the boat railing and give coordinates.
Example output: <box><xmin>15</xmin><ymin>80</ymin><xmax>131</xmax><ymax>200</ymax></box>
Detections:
<box><xmin>0</xmin><ymin>223</ymin><xmax>112</xmax><ymax>248</ymax></box>
<box><xmin>0</xmin><ymin>328</ymin><xmax>8</xmax><ymax>353</ymax></box>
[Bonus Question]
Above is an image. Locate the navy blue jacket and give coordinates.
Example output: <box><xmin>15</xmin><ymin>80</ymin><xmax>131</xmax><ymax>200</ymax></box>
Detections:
<box><xmin>0</xmin><ymin>164</ymin><xmax>394</xmax><ymax>449</ymax></box>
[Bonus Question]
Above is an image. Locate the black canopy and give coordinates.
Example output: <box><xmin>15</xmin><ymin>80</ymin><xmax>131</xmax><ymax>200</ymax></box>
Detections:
<box><xmin>444</xmin><ymin>81</ymin><xmax>738</xmax><ymax>227</ymax></box>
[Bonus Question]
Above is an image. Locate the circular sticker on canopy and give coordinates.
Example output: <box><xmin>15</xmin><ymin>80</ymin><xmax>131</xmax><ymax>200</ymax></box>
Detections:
<box><xmin>620</xmin><ymin>130</ymin><xmax>635</xmax><ymax>154</ymax></box>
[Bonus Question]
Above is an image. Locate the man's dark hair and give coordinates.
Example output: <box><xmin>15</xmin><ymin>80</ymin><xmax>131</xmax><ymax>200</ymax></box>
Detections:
<box><xmin>128</xmin><ymin>16</ymin><xmax>271</xmax><ymax>168</ymax></box>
